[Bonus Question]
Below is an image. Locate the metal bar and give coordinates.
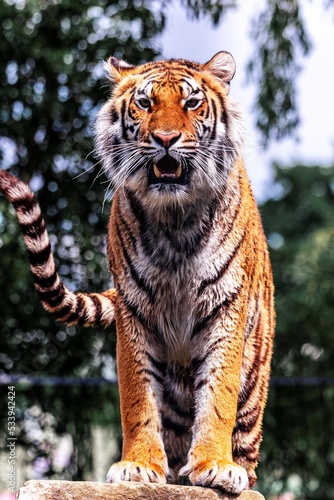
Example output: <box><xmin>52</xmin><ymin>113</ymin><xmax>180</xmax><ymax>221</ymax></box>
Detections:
<box><xmin>1</xmin><ymin>374</ymin><xmax>334</xmax><ymax>386</ymax></box>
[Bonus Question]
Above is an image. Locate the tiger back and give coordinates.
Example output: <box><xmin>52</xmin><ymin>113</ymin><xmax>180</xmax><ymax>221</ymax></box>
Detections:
<box><xmin>96</xmin><ymin>52</ymin><xmax>275</xmax><ymax>493</ymax></box>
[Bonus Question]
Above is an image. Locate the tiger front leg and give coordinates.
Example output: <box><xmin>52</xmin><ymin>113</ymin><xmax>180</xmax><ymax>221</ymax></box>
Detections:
<box><xmin>106</xmin><ymin>314</ymin><xmax>168</xmax><ymax>484</ymax></box>
<box><xmin>180</xmin><ymin>317</ymin><xmax>249</xmax><ymax>494</ymax></box>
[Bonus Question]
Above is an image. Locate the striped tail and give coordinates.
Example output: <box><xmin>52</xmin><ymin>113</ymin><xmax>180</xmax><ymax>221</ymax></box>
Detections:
<box><xmin>0</xmin><ymin>169</ymin><xmax>115</xmax><ymax>328</ymax></box>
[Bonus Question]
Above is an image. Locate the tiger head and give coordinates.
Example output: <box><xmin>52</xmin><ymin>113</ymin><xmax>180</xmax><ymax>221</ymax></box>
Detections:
<box><xmin>96</xmin><ymin>52</ymin><xmax>244</xmax><ymax>208</ymax></box>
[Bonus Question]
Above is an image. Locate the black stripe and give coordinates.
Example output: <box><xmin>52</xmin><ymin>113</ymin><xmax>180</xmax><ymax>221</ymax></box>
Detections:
<box><xmin>111</xmin><ymin>135</ymin><xmax>121</xmax><ymax>148</ymax></box>
<box><xmin>191</xmin><ymin>356</ymin><xmax>207</xmax><ymax>374</ymax></box>
<box><xmin>51</xmin><ymin>302</ymin><xmax>73</xmax><ymax>320</ymax></box>
<box><xmin>192</xmin><ymin>289</ymin><xmax>240</xmax><ymax>339</ymax></box>
<box><xmin>90</xmin><ymin>294</ymin><xmax>102</xmax><ymax>326</ymax></box>
<box><xmin>130</xmin><ymin>421</ymin><xmax>141</xmax><ymax>434</ymax></box>
<box><xmin>37</xmin><ymin>284</ymin><xmax>65</xmax><ymax>307</ymax></box>
<box><xmin>125</xmin><ymin>188</ymin><xmax>146</xmax><ymax>228</ymax></box>
<box><xmin>64</xmin><ymin>294</ymin><xmax>85</xmax><ymax>325</ymax></box>
<box><xmin>210</xmin><ymin>99</ymin><xmax>217</xmax><ymax>140</ymax></box>
<box><xmin>237</xmin><ymin>346</ymin><xmax>261</xmax><ymax>412</ymax></box>
<box><xmin>20</xmin><ymin>214</ymin><xmax>45</xmax><ymax>238</ymax></box>
<box><xmin>147</xmin><ymin>353</ymin><xmax>167</xmax><ymax>374</ymax></box>
<box><xmin>126</xmin><ymin>189</ymin><xmax>156</xmax><ymax>257</ymax></box>
<box><xmin>150</xmin><ymin>59</ymin><xmax>198</xmax><ymax>71</ymax></box>
<box><xmin>114</xmin><ymin>218</ymin><xmax>155</xmax><ymax>301</ymax></box>
<box><xmin>111</xmin><ymin>106</ymin><xmax>119</xmax><ymax>123</ymax></box>
<box><xmin>13</xmin><ymin>196</ymin><xmax>36</xmax><ymax>213</ymax></box>
<box><xmin>115</xmin><ymin>283</ymin><xmax>146</xmax><ymax>325</ymax></box>
<box><xmin>138</xmin><ymin>368</ymin><xmax>164</xmax><ymax>385</ymax></box>
<box><xmin>214</xmin><ymin>405</ymin><xmax>223</xmax><ymax>421</ymax></box>
<box><xmin>28</xmin><ymin>243</ymin><xmax>51</xmax><ymax>267</ymax></box>
<box><xmin>191</xmin><ymin>303</ymin><xmax>221</xmax><ymax>339</ymax></box>
<box><xmin>194</xmin><ymin>378</ymin><xmax>209</xmax><ymax>391</ymax></box>
<box><xmin>244</xmin><ymin>291</ymin><xmax>260</xmax><ymax>341</ymax></box>
<box><xmin>160</xmin><ymin>198</ymin><xmax>218</xmax><ymax>258</ymax></box>
<box><xmin>198</xmin><ymin>229</ymin><xmax>246</xmax><ymax>296</ymax></box>
<box><xmin>75</xmin><ymin>295</ymin><xmax>90</xmax><ymax>326</ymax></box>
<box><xmin>121</xmin><ymin>99</ymin><xmax>128</xmax><ymax>141</ymax></box>
<box><xmin>163</xmin><ymin>389</ymin><xmax>195</xmax><ymax>420</ymax></box>
<box><xmin>217</xmin><ymin>94</ymin><xmax>228</xmax><ymax>128</ymax></box>
<box><xmin>206</xmin><ymin>336</ymin><xmax>228</xmax><ymax>354</ymax></box>
<box><xmin>221</xmin><ymin>105</ymin><xmax>228</xmax><ymax>129</ymax></box>
<box><xmin>234</xmin><ymin>407</ymin><xmax>260</xmax><ymax>434</ymax></box>
<box><xmin>179</xmin><ymin>77</ymin><xmax>195</xmax><ymax>92</ymax></box>
<box><xmin>232</xmin><ymin>431</ymin><xmax>262</xmax><ymax>458</ymax></box>
<box><xmin>217</xmin><ymin>183</ymin><xmax>242</xmax><ymax>236</ymax></box>
<box><xmin>33</xmin><ymin>271</ymin><xmax>58</xmax><ymax>289</ymax></box>
<box><xmin>136</xmin><ymin>89</ymin><xmax>148</xmax><ymax>96</ymax></box>
<box><xmin>116</xmin><ymin>283</ymin><xmax>165</xmax><ymax>343</ymax></box>
<box><xmin>162</xmin><ymin>417</ymin><xmax>188</xmax><ymax>436</ymax></box>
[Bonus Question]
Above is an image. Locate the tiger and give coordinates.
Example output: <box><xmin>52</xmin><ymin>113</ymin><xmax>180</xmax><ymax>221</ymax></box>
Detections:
<box><xmin>0</xmin><ymin>51</ymin><xmax>274</xmax><ymax>494</ymax></box>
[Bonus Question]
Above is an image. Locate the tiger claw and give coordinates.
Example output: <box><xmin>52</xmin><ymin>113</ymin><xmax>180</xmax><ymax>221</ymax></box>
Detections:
<box><xmin>106</xmin><ymin>460</ymin><xmax>167</xmax><ymax>484</ymax></box>
<box><xmin>179</xmin><ymin>460</ymin><xmax>249</xmax><ymax>494</ymax></box>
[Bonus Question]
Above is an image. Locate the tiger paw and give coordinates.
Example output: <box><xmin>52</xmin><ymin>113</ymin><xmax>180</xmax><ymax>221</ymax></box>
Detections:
<box><xmin>179</xmin><ymin>460</ymin><xmax>249</xmax><ymax>494</ymax></box>
<box><xmin>106</xmin><ymin>460</ymin><xmax>167</xmax><ymax>484</ymax></box>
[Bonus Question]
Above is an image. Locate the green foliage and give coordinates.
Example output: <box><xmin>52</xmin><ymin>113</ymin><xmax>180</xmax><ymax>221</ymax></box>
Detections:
<box><xmin>0</xmin><ymin>0</ymin><xmax>165</xmax><ymax>375</ymax></box>
<box><xmin>258</xmin><ymin>165</ymin><xmax>334</xmax><ymax>499</ymax></box>
<box><xmin>180</xmin><ymin>0</ymin><xmax>237</xmax><ymax>24</ymax></box>
<box><xmin>248</xmin><ymin>0</ymin><xmax>311</xmax><ymax>142</ymax></box>
<box><xmin>1</xmin><ymin>0</ymin><xmax>334</xmax><ymax>492</ymax></box>
<box><xmin>261</xmin><ymin>165</ymin><xmax>334</xmax><ymax>377</ymax></box>
<box><xmin>0</xmin><ymin>0</ymin><xmax>165</xmax><ymax>481</ymax></box>
<box><xmin>0</xmin><ymin>0</ymin><xmax>242</xmax><ymax>483</ymax></box>
<box><xmin>259</xmin><ymin>383</ymin><xmax>334</xmax><ymax>499</ymax></box>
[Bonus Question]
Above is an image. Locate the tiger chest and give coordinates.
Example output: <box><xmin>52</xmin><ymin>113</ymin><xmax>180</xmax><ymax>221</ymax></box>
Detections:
<box><xmin>115</xmin><ymin>226</ymin><xmax>234</xmax><ymax>363</ymax></box>
<box><xmin>111</xmin><ymin>190</ymin><xmax>245</xmax><ymax>363</ymax></box>
<box><xmin>123</xmin><ymin>256</ymin><xmax>199</xmax><ymax>362</ymax></box>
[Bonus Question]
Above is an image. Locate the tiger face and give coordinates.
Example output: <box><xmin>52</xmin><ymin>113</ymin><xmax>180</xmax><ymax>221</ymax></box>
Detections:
<box><xmin>96</xmin><ymin>52</ymin><xmax>244</xmax><ymax>208</ymax></box>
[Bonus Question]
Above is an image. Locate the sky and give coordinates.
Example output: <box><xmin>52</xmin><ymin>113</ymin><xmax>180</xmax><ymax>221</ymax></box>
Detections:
<box><xmin>159</xmin><ymin>1</ymin><xmax>334</xmax><ymax>201</ymax></box>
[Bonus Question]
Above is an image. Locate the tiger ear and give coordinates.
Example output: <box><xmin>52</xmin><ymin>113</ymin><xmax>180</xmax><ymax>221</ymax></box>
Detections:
<box><xmin>104</xmin><ymin>56</ymin><xmax>135</xmax><ymax>83</ymax></box>
<box><xmin>204</xmin><ymin>51</ymin><xmax>236</xmax><ymax>92</ymax></box>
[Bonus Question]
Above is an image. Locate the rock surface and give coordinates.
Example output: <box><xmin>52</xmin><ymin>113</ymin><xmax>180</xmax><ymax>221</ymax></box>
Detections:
<box><xmin>17</xmin><ymin>480</ymin><xmax>265</xmax><ymax>499</ymax></box>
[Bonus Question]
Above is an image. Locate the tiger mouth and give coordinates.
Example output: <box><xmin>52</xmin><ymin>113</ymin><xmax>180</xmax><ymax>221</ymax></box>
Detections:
<box><xmin>149</xmin><ymin>155</ymin><xmax>187</xmax><ymax>185</ymax></box>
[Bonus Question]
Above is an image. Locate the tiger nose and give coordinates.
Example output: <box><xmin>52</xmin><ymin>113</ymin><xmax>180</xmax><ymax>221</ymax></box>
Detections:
<box><xmin>152</xmin><ymin>132</ymin><xmax>181</xmax><ymax>149</ymax></box>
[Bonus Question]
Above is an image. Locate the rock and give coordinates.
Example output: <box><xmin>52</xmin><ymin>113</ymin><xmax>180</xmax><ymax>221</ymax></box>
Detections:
<box><xmin>16</xmin><ymin>480</ymin><xmax>265</xmax><ymax>500</ymax></box>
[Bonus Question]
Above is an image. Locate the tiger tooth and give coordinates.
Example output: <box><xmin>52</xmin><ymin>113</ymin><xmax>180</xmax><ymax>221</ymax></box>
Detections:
<box><xmin>153</xmin><ymin>164</ymin><xmax>162</xmax><ymax>178</ymax></box>
<box><xmin>175</xmin><ymin>163</ymin><xmax>182</xmax><ymax>178</ymax></box>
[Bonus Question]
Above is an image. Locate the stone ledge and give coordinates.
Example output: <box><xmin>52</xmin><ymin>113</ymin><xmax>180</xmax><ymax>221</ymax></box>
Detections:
<box><xmin>16</xmin><ymin>480</ymin><xmax>265</xmax><ymax>500</ymax></box>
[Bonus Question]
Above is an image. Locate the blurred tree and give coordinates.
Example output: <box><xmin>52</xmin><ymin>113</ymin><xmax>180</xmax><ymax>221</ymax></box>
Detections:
<box><xmin>248</xmin><ymin>0</ymin><xmax>311</xmax><ymax>142</ymax></box>
<box><xmin>1</xmin><ymin>0</ymin><xmax>334</xmax><ymax>489</ymax></box>
<box><xmin>261</xmin><ymin>164</ymin><xmax>334</xmax><ymax>377</ymax></box>
<box><xmin>180</xmin><ymin>0</ymin><xmax>237</xmax><ymax>24</ymax></box>
<box><xmin>182</xmin><ymin>0</ymin><xmax>334</xmax><ymax>143</ymax></box>
<box><xmin>258</xmin><ymin>165</ymin><xmax>334</xmax><ymax>499</ymax></box>
<box><xmin>0</xmin><ymin>0</ymin><xmax>241</xmax><ymax>483</ymax></box>
<box><xmin>0</xmin><ymin>0</ymin><xmax>167</xmax><ymax>480</ymax></box>
<box><xmin>0</xmin><ymin>0</ymin><xmax>166</xmax><ymax>378</ymax></box>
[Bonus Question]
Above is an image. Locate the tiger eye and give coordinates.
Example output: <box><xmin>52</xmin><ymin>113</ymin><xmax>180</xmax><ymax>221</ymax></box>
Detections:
<box><xmin>185</xmin><ymin>98</ymin><xmax>202</xmax><ymax>110</ymax></box>
<box><xmin>136</xmin><ymin>97</ymin><xmax>151</xmax><ymax>110</ymax></box>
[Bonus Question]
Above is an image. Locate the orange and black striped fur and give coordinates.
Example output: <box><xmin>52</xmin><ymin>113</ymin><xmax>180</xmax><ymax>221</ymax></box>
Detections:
<box><xmin>0</xmin><ymin>52</ymin><xmax>274</xmax><ymax>494</ymax></box>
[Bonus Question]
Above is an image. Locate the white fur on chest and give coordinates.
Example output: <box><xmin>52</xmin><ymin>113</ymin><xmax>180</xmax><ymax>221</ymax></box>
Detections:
<box><xmin>136</xmin><ymin>229</ymin><xmax>223</xmax><ymax>363</ymax></box>
<box><xmin>152</xmin><ymin>271</ymin><xmax>196</xmax><ymax>363</ymax></box>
